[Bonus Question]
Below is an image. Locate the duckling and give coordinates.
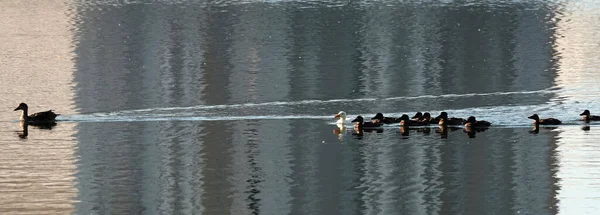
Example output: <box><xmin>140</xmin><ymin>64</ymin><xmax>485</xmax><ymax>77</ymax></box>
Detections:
<box><xmin>334</xmin><ymin>111</ymin><xmax>347</xmax><ymax>124</ymax></box>
<box><xmin>435</xmin><ymin>112</ymin><xmax>465</xmax><ymax>126</ymax></box>
<box><xmin>398</xmin><ymin>114</ymin><xmax>429</xmax><ymax>127</ymax></box>
<box><xmin>411</xmin><ymin>112</ymin><xmax>423</xmax><ymax>121</ymax></box>
<box><xmin>420</xmin><ymin>112</ymin><xmax>433</xmax><ymax>124</ymax></box>
<box><xmin>371</xmin><ymin>113</ymin><xmax>399</xmax><ymax>124</ymax></box>
<box><xmin>14</xmin><ymin>103</ymin><xmax>59</xmax><ymax>123</ymax></box>
<box><xmin>351</xmin><ymin>116</ymin><xmax>382</xmax><ymax>129</ymax></box>
<box><xmin>528</xmin><ymin>114</ymin><xmax>561</xmax><ymax>125</ymax></box>
<box><xmin>463</xmin><ymin>116</ymin><xmax>491</xmax><ymax>127</ymax></box>
<box><xmin>580</xmin><ymin>110</ymin><xmax>600</xmax><ymax>122</ymax></box>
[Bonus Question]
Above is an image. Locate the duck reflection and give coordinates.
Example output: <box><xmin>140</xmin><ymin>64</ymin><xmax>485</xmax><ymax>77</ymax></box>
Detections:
<box><xmin>582</xmin><ymin>125</ymin><xmax>591</xmax><ymax>131</ymax></box>
<box><xmin>16</xmin><ymin>121</ymin><xmax>57</xmax><ymax>139</ymax></box>
<box><xmin>529</xmin><ymin>124</ymin><xmax>559</xmax><ymax>134</ymax></box>
<box><xmin>463</xmin><ymin>126</ymin><xmax>489</xmax><ymax>138</ymax></box>
<box><xmin>333</xmin><ymin>124</ymin><xmax>346</xmax><ymax>140</ymax></box>
<box><xmin>436</xmin><ymin>125</ymin><xmax>461</xmax><ymax>139</ymax></box>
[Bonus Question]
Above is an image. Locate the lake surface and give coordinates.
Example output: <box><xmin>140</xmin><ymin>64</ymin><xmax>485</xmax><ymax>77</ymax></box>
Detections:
<box><xmin>2</xmin><ymin>0</ymin><xmax>600</xmax><ymax>214</ymax></box>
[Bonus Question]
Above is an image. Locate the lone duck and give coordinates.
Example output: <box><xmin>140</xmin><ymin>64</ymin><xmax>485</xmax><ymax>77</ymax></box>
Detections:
<box><xmin>463</xmin><ymin>116</ymin><xmax>491</xmax><ymax>127</ymax></box>
<box><xmin>580</xmin><ymin>110</ymin><xmax>600</xmax><ymax>121</ymax></box>
<box><xmin>528</xmin><ymin>114</ymin><xmax>561</xmax><ymax>125</ymax></box>
<box><xmin>351</xmin><ymin>115</ymin><xmax>382</xmax><ymax>129</ymax></box>
<box><xmin>371</xmin><ymin>113</ymin><xmax>399</xmax><ymax>124</ymax></box>
<box><xmin>14</xmin><ymin>103</ymin><xmax>59</xmax><ymax>122</ymax></box>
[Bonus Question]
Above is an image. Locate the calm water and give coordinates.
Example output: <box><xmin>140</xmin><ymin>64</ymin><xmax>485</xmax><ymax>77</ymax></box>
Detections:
<box><xmin>2</xmin><ymin>0</ymin><xmax>600</xmax><ymax>214</ymax></box>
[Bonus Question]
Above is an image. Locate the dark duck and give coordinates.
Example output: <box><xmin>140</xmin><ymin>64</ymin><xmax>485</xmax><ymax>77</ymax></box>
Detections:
<box><xmin>580</xmin><ymin>110</ymin><xmax>600</xmax><ymax>122</ymax></box>
<box><xmin>371</xmin><ymin>113</ymin><xmax>399</xmax><ymax>124</ymax></box>
<box><xmin>351</xmin><ymin>116</ymin><xmax>382</xmax><ymax>129</ymax></box>
<box><xmin>528</xmin><ymin>114</ymin><xmax>561</xmax><ymax>125</ymax></box>
<box><xmin>14</xmin><ymin>103</ymin><xmax>59</xmax><ymax>123</ymax></box>
<box><xmin>418</xmin><ymin>112</ymin><xmax>431</xmax><ymax>124</ymax></box>
<box><xmin>463</xmin><ymin>116</ymin><xmax>491</xmax><ymax>127</ymax></box>
<box><xmin>398</xmin><ymin>114</ymin><xmax>429</xmax><ymax>127</ymax></box>
<box><xmin>435</xmin><ymin>112</ymin><xmax>465</xmax><ymax>126</ymax></box>
<box><xmin>411</xmin><ymin>112</ymin><xmax>423</xmax><ymax>121</ymax></box>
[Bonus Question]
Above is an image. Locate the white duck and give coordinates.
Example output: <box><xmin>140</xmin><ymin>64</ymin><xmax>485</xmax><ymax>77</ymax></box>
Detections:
<box><xmin>334</xmin><ymin>111</ymin><xmax>347</xmax><ymax>124</ymax></box>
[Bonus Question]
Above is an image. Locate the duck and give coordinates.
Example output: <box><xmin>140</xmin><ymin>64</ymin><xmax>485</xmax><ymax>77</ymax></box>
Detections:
<box><xmin>435</xmin><ymin>112</ymin><xmax>465</xmax><ymax>126</ymax></box>
<box><xmin>411</xmin><ymin>112</ymin><xmax>423</xmax><ymax>121</ymax></box>
<box><xmin>463</xmin><ymin>116</ymin><xmax>491</xmax><ymax>127</ymax></box>
<box><xmin>371</xmin><ymin>113</ymin><xmax>399</xmax><ymax>124</ymax></box>
<box><xmin>14</xmin><ymin>103</ymin><xmax>59</xmax><ymax>123</ymax></box>
<box><xmin>528</xmin><ymin>114</ymin><xmax>561</xmax><ymax>125</ymax></box>
<box><xmin>334</xmin><ymin>111</ymin><xmax>347</xmax><ymax>124</ymax></box>
<box><xmin>398</xmin><ymin>114</ymin><xmax>429</xmax><ymax>126</ymax></box>
<box><xmin>580</xmin><ymin>110</ymin><xmax>600</xmax><ymax>121</ymax></box>
<box><xmin>351</xmin><ymin>115</ymin><xmax>382</xmax><ymax>129</ymax></box>
<box><xmin>420</xmin><ymin>112</ymin><xmax>433</xmax><ymax>123</ymax></box>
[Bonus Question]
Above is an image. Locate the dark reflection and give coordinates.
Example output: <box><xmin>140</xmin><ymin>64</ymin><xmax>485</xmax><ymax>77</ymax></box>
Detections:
<box><xmin>530</xmin><ymin>125</ymin><xmax>540</xmax><ymax>134</ymax></box>
<box><xmin>463</xmin><ymin>127</ymin><xmax>489</xmax><ymax>138</ymax></box>
<box><xmin>530</xmin><ymin>125</ymin><xmax>559</xmax><ymax>134</ymax></box>
<box><xmin>400</xmin><ymin>126</ymin><xmax>430</xmax><ymax>137</ymax></box>
<box><xmin>15</xmin><ymin>121</ymin><xmax>57</xmax><ymax>139</ymax></box>
<box><xmin>582</xmin><ymin>125</ymin><xmax>591</xmax><ymax>131</ymax></box>
<box><xmin>436</xmin><ymin>125</ymin><xmax>461</xmax><ymax>139</ymax></box>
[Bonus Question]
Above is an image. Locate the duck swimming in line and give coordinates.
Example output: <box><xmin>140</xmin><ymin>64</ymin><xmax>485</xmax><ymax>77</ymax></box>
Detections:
<box><xmin>14</xmin><ymin>103</ymin><xmax>59</xmax><ymax>123</ymax></box>
<box><xmin>351</xmin><ymin>115</ymin><xmax>382</xmax><ymax>129</ymax></box>
<box><xmin>528</xmin><ymin>114</ymin><xmax>561</xmax><ymax>125</ymax></box>
<box><xmin>434</xmin><ymin>112</ymin><xmax>465</xmax><ymax>126</ymax></box>
<box><xmin>371</xmin><ymin>113</ymin><xmax>399</xmax><ymax>124</ymax></box>
<box><xmin>411</xmin><ymin>112</ymin><xmax>423</xmax><ymax>121</ymax></box>
<box><xmin>463</xmin><ymin>116</ymin><xmax>491</xmax><ymax>127</ymax></box>
<box><xmin>580</xmin><ymin>110</ymin><xmax>600</xmax><ymax>122</ymax></box>
<box><xmin>398</xmin><ymin>114</ymin><xmax>428</xmax><ymax>126</ymax></box>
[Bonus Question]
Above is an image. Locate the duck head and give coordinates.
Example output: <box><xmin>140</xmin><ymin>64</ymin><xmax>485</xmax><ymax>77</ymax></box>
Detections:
<box><xmin>351</xmin><ymin>115</ymin><xmax>364</xmax><ymax>124</ymax></box>
<box><xmin>334</xmin><ymin>111</ymin><xmax>347</xmax><ymax>123</ymax></box>
<box><xmin>411</xmin><ymin>112</ymin><xmax>423</xmax><ymax>120</ymax></box>
<box><xmin>527</xmin><ymin>114</ymin><xmax>540</xmax><ymax>121</ymax></box>
<box><xmin>14</xmin><ymin>103</ymin><xmax>28</xmax><ymax>111</ymax></box>
<box><xmin>371</xmin><ymin>113</ymin><xmax>384</xmax><ymax>123</ymax></box>
<box><xmin>580</xmin><ymin>110</ymin><xmax>591</xmax><ymax>116</ymax></box>
<box><xmin>464</xmin><ymin>116</ymin><xmax>477</xmax><ymax>126</ymax></box>
<box><xmin>422</xmin><ymin>112</ymin><xmax>431</xmax><ymax>121</ymax></box>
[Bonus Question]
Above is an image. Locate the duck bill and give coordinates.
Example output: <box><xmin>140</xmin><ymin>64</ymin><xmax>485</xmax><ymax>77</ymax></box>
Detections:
<box><xmin>580</xmin><ymin>112</ymin><xmax>586</xmax><ymax>116</ymax></box>
<box><xmin>527</xmin><ymin>115</ymin><xmax>534</xmax><ymax>119</ymax></box>
<box><xmin>334</xmin><ymin>114</ymin><xmax>340</xmax><ymax>119</ymax></box>
<box><xmin>14</xmin><ymin>107</ymin><xmax>21</xmax><ymax>111</ymax></box>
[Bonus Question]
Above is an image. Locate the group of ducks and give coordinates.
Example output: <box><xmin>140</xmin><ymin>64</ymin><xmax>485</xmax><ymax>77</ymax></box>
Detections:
<box><xmin>333</xmin><ymin>110</ymin><xmax>600</xmax><ymax>130</ymax></box>
<box><xmin>11</xmin><ymin>102</ymin><xmax>600</xmax><ymax>128</ymax></box>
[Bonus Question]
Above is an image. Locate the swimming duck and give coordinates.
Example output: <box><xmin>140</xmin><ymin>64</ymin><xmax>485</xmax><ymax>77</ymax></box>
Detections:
<box><xmin>14</xmin><ymin>103</ymin><xmax>59</xmax><ymax>123</ymax></box>
<box><xmin>463</xmin><ymin>116</ymin><xmax>491</xmax><ymax>127</ymax></box>
<box><xmin>528</xmin><ymin>114</ymin><xmax>561</xmax><ymax>125</ymax></box>
<box><xmin>398</xmin><ymin>114</ymin><xmax>429</xmax><ymax>126</ymax></box>
<box><xmin>334</xmin><ymin>111</ymin><xmax>347</xmax><ymax>124</ymax></box>
<box><xmin>371</xmin><ymin>113</ymin><xmax>399</xmax><ymax>124</ymax></box>
<box><xmin>435</xmin><ymin>112</ymin><xmax>465</xmax><ymax>126</ymax></box>
<box><xmin>580</xmin><ymin>110</ymin><xmax>600</xmax><ymax>121</ymax></box>
<box><xmin>420</xmin><ymin>112</ymin><xmax>433</xmax><ymax>123</ymax></box>
<box><xmin>351</xmin><ymin>116</ymin><xmax>382</xmax><ymax>129</ymax></box>
<box><xmin>411</xmin><ymin>112</ymin><xmax>423</xmax><ymax>121</ymax></box>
